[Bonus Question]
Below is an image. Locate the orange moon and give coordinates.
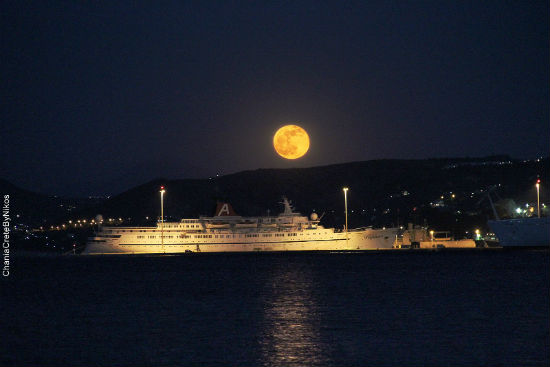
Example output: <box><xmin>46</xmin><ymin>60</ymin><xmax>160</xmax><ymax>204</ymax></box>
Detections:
<box><xmin>273</xmin><ymin>125</ymin><xmax>310</xmax><ymax>159</ymax></box>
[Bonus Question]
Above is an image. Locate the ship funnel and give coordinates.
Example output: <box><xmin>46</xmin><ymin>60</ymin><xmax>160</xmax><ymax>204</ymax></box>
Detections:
<box><xmin>214</xmin><ymin>202</ymin><xmax>238</xmax><ymax>216</ymax></box>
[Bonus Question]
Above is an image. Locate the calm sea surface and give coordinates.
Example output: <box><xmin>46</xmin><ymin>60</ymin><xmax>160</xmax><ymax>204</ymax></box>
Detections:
<box><xmin>3</xmin><ymin>250</ymin><xmax>549</xmax><ymax>366</ymax></box>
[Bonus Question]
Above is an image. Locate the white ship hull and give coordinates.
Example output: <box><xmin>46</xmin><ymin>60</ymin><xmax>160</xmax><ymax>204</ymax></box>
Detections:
<box><xmin>83</xmin><ymin>228</ymin><xmax>398</xmax><ymax>254</ymax></box>
<box><xmin>488</xmin><ymin>217</ymin><xmax>550</xmax><ymax>247</ymax></box>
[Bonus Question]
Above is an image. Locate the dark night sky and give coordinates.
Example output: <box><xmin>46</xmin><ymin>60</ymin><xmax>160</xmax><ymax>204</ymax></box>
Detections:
<box><xmin>2</xmin><ymin>1</ymin><xmax>549</xmax><ymax>196</ymax></box>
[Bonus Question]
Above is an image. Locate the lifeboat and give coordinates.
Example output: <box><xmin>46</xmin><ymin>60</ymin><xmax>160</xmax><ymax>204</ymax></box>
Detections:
<box><xmin>205</xmin><ymin>221</ymin><xmax>230</xmax><ymax>229</ymax></box>
<box><xmin>235</xmin><ymin>220</ymin><xmax>257</xmax><ymax>228</ymax></box>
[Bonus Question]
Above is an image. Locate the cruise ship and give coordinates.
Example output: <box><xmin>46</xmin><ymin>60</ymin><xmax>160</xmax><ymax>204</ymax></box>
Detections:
<box><xmin>83</xmin><ymin>198</ymin><xmax>399</xmax><ymax>254</ymax></box>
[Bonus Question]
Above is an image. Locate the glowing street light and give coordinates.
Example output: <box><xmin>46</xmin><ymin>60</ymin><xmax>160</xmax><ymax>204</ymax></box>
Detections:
<box><xmin>343</xmin><ymin>187</ymin><xmax>349</xmax><ymax>247</ymax></box>
<box><xmin>536</xmin><ymin>179</ymin><xmax>541</xmax><ymax>218</ymax></box>
<box><xmin>160</xmin><ymin>186</ymin><xmax>166</xmax><ymax>253</ymax></box>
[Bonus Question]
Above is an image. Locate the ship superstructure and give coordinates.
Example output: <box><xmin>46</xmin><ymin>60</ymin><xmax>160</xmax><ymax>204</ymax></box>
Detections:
<box><xmin>83</xmin><ymin>198</ymin><xmax>398</xmax><ymax>254</ymax></box>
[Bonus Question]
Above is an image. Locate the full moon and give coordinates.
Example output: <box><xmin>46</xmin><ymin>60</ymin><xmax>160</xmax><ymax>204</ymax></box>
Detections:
<box><xmin>273</xmin><ymin>125</ymin><xmax>310</xmax><ymax>159</ymax></box>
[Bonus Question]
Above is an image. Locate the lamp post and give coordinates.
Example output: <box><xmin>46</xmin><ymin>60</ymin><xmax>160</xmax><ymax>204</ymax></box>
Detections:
<box><xmin>536</xmin><ymin>179</ymin><xmax>540</xmax><ymax>218</ymax></box>
<box><xmin>160</xmin><ymin>186</ymin><xmax>165</xmax><ymax>253</ymax></box>
<box><xmin>343</xmin><ymin>187</ymin><xmax>349</xmax><ymax>247</ymax></box>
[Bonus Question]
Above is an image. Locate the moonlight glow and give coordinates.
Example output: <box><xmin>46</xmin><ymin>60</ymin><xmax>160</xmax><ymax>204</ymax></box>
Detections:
<box><xmin>273</xmin><ymin>125</ymin><xmax>310</xmax><ymax>159</ymax></box>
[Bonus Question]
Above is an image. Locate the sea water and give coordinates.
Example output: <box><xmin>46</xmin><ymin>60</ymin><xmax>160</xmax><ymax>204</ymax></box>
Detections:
<box><xmin>2</xmin><ymin>250</ymin><xmax>549</xmax><ymax>366</ymax></box>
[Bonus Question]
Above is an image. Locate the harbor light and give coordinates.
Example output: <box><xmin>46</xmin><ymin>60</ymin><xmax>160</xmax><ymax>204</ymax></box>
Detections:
<box><xmin>536</xmin><ymin>179</ymin><xmax>540</xmax><ymax>218</ymax></box>
<box><xmin>430</xmin><ymin>230</ymin><xmax>434</xmax><ymax>240</ymax></box>
<box><xmin>343</xmin><ymin>187</ymin><xmax>349</xmax><ymax>247</ymax></box>
<box><xmin>475</xmin><ymin>229</ymin><xmax>481</xmax><ymax>240</ymax></box>
<box><xmin>160</xmin><ymin>186</ymin><xmax>166</xmax><ymax>252</ymax></box>
<box><xmin>343</xmin><ymin>187</ymin><xmax>349</xmax><ymax>231</ymax></box>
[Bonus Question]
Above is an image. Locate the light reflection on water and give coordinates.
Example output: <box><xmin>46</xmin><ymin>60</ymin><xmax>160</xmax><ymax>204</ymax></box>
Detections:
<box><xmin>3</xmin><ymin>252</ymin><xmax>549</xmax><ymax>366</ymax></box>
<box><xmin>258</xmin><ymin>263</ymin><xmax>330</xmax><ymax>366</ymax></box>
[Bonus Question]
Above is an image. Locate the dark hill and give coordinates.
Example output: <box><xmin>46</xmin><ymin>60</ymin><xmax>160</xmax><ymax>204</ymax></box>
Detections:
<box><xmin>78</xmin><ymin>156</ymin><xmax>549</xmax><ymax>230</ymax></box>
<box><xmin>0</xmin><ymin>179</ymin><xmax>101</xmax><ymax>225</ymax></box>
<box><xmin>4</xmin><ymin>156</ymin><xmax>548</xmax><ymax>232</ymax></box>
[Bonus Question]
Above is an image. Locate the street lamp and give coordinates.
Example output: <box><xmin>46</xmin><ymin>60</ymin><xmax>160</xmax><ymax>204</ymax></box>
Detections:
<box><xmin>343</xmin><ymin>187</ymin><xmax>349</xmax><ymax>247</ymax></box>
<box><xmin>160</xmin><ymin>186</ymin><xmax>166</xmax><ymax>253</ymax></box>
<box><xmin>536</xmin><ymin>179</ymin><xmax>540</xmax><ymax>218</ymax></box>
